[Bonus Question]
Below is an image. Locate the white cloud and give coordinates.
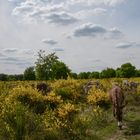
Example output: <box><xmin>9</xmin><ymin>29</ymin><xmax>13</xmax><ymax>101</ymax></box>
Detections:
<box><xmin>19</xmin><ymin>49</ymin><xmax>34</xmax><ymax>55</ymax></box>
<box><xmin>106</xmin><ymin>27</ymin><xmax>123</xmax><ymax>39</ymax></box>
<box><xmin>0</xmin><ymin>53</ymin><xmax>5</xmax><ymax>57</ymax></box>
<box><xmin>67</xmin><ymin>0</ymin><xmax>125</xmax><ymax>7</ymax></box>
<box><xmin>2</xmin><ymin>48</ymin><xmax>18</xmax><ymax>53</ymax></box>
<box><xmin>8</xmin><ymin>0</ymin><xmax>23</xmax><ymax>3</ymax></box>
<box><xmin>1</xmin><ymin>48</ymin><xmax>34</xmax><ymax>55</ymax></box>
<box><xmin>116</xmin><ymin>42</ymin><xmax>140</xmax><ymax>49</ymax></box>
<box><xmin>104</xmin><ymin>0</ymin><xmax>125</xmax><ymax>6</ymax></box>
<box><xmin>75</xmin><ymin>8</ymin><xmax>107</xmax><ymax>19</ymax></box>
<box><xmin>0</xmin><ymin>47</ymin><xmax>35</xmax><ymax>72</ymax></box>
<box><xmin>46</xmin><ymin>11</ymin><xmax>78</xmax><ymax>25</ymax></box>
<box><xmin>42</xmin><ymin>38</ymin><xmax>58</xmax><ymax>45</ymax></box>
<box><xmin>72</xmin><ymin>23</ymin><xmax>122</xmax><ymax>39</ymax></box>
<box><xmin>73</xmin><ymin>23</ymin><xmax>107</xmax><ymax>37</ymax></box>
<box><xmin>10</xmin><ymin>0</ymin><xmax>126</xmax><ymax>24</ymax></box>
<box><xmin>0</xmin><ymin>56</ymin><xmax>32</xmax><ymax>67</ymax></box>
<box><xmin>93</xmin><ymin>8</ymin><xmax>107</xmax><ymax>15</ymax></box>
<box><xmin>11</xmin><ymin>0</ymin><xmax>78</xmax><ymax>25</ymax></box>
<box><xmin>52</xmin><ymin>48</ymin><xmax>64</xmax><ymax>52</ymax></box>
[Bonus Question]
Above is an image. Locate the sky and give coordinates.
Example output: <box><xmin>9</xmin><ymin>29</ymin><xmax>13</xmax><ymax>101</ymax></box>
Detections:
<box><xmin>0</xmin><ymin>0</ymin><xmax>140</xmax><ymax>74</ymax></box>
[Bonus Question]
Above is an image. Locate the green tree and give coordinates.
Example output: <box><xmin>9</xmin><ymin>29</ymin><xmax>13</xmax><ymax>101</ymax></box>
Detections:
<box><xmin>0</xmin><ymin>74</ymin><xmax>8</xmax><ymax>81</ymax></box>
<box><xmin>70</xmin><ymin>73</ymin><xmax>78</xmax><ymax>79</ymax></box>
<box><xmin>51</xmin><ymin>61</ymin><xmax>71</xmax><ymax>79</ymax></box>
<box><xmin>78</xmin><ymin>72</ymin><xmax>91</xmax><ymax>79</ymax></box>
<box><xmin>116</xmin><ymin>63</ymin><xmax>136</xmax><ymax>78</ymax></box>
<box><xmin>89</xmin><ymin>72</ymin><xmax>100</xmax><ymax>79</ymax></box>
<box><xmin>100</xmin><ymin>68</ymin><xmax>116</xmax><ymax>78</ymax></box>
<box><xmin>35</xmin><ymin>50</ymin><xmax>59</xmax><ymax>80</ymax></box>
<box><xmin>135</xmin><ymin>70</ymin><xmax>140</xmax><ymax>77</ymax></box>
<box><xmin>8</xmin><ymin>75</ymin><xmax>16</xmax><ymax>81</ymax></box>
<box><xmin>23</xmin><ymin>67</ymin><xmax>36</xmax><ymax>80</ymax></box>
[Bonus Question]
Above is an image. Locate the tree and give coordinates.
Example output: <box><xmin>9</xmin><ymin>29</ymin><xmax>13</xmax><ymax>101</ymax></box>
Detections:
<box><xmin>78</xmin><ymin>72</ymin><xmax>90</xmax><ymax>79</ymax></box>
<box><xmin>135</xmin><ymin>70</ymin><xmax>140</xmax><ymax>77</ymax></box>
<box><xmin>100</xmin><ymin>68</ymin><xmax>116</xmax><ymax>78</ymax></box>
<box><xmin>15</xmin><ymin>74</ymin><xmax>24</xmax><ymax>81</ymax></box>
<box><xmin>35</xmin><ymin>50</ymin><xmax>71</xmax><ymax>80</ymax></box>
<box><xmin>89</xmin><ymin>72</ymin><xmax>100</xmax><ymax>79</ymax></box>
<box><xmin>23</xmin><ymin>67</ymin><xmax>36</xmax><ymax>80</ymax></box>
<box><xmin>0</xmin><ymin>74</ymin><xmax>8</xmax><ymax>81</ymax></box>
<box><xmin>70</xmin><ymin>73</ymin><xmax>78</xmax><ymax>79</ymax></box>
<box><xmin>35</xmin><ymin>50</ymin><xmax>59</xmax><ymax>80</ymax></box>
<box><xmin>7</xmin><ymin>74</ymin><xmax>23</xmax><ymax>81</ymax></box>
<box><xmin>116</xmin><ymin>63</ymin><xmax>136</xmax><ymax>78</ymax></box>
<box><xmin>8</xmin><ymin>75</ymin><xmax>16</xmax><ymax>81</ymax></box>
<box><xmin>51</xmin><ymin>61</ymin><xmax>71</xmax><ymax>79</ymax></box>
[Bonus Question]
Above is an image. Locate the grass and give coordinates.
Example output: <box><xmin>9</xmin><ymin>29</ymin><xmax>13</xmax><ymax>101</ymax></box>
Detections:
<box><xmin>87</xmin><ymin>102</ymin><xmax>140</xmax><ymax>140</ymax></box>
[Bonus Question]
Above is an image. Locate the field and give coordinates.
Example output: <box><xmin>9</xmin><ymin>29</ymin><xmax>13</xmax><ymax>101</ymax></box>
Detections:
<box><xmin>0</xmin><ymin>78</ymin><xmax>140</xmax><ymax>140</ymax></box>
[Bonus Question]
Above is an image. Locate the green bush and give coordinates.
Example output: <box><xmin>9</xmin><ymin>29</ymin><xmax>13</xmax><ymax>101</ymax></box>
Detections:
<box><xmin>55</xmin><ymin>88</ymin><xmax>72</xmax><ymax>100</ymax></box>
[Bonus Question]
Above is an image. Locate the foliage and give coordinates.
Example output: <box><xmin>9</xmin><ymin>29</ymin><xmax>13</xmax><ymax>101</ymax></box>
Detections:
<box><xmin>70</xmin><ymin>73</ymin><xmax>78</xmax><ymax>79</ymax></box>
<box><xmin>0</xmin><ymin>74</ymin><xmax>8</xmax><ymax>81</ymax></box>
<box><xmin>51</xmin><ymin>61</ymin><xmax>71</xmax><ymax>80</ymax></box>
<box><xmin>89</xmin><ymin>71</ymin><xmax>100</xmax><ymax>79</ymax></box>
<box><xmin>116</xmin><ymin>63</ymin><xmax>136</xmax><ymax>78</ymax></box>
<box><xmin>0</xmin><ymin>79</ymin><xmax>140</xmax><ymax>139</ymax></box>
<box><xmin>87</xmin><ymin>88</ymin><xmax>110</xmax><ymax>109</ymax></box>
<box><xmin>135</xmin><ymin>70</ymin><xmax>140</xmax><ymax>77</ymax></box>
<box><xmin>51</xmin><ymin>79</ymin><xmax>84</xmax><ymax>102</ymax></box>
<box><xmin>35</xmin><ymin>50</ymin><xmax>59</xmax><ymax>80</ymax></box>
<box><xmin>100</xmin><ymin>68</ymin><xmax>116</xmax><ymax>78</ymax></box>
<box><xmin>23</xmin><ymin>67</ymin><xmax>36</xmax><ymax>80</ymax></box>
<box><xmin>7</xmin><ymin>74</ymin><xmax>24</xmax><ymax>81</ymax></box>
<box><xmin>1</xmin><ymin>62</ymin><xmax>140</xmax><ymax>81</ymax></box>
<box><xmin>78</xmin><ymin>72</ymin><xmax>91</xmax><ymax>79</ymax></box>
<box><xmin>35</xmin><ymin>50</ymin><xmax>71</xmax><ymax>80</ymax></box>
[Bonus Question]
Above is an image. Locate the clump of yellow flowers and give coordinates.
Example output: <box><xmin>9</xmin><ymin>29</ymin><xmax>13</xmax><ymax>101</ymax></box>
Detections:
<box><xmin>57</xmin><ymin>103</ymin><xmax>77</xmax><ymax>120</ymax></box>
<box><xmin>87</xmin><ymin>88</ymin><xmax>109</xmax><ymax>107</ymax></box>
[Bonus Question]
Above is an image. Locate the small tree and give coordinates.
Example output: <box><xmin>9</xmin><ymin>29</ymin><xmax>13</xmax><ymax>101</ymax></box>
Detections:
<box><xmin>0</xmin><ymin>74</ymin><xmax>8</xmax><ymax>81</ymax></box>
<box><xmin>35</xmin><ymin>50</ymin><xmax>59</xmax><ymax>80</ymax></box>
<box><xmin>70</xmin><ymin>73</ymin><xmax>78</xmax><ymax>79</ymax></box>
<box><xmin>100</xmin><ymin>68</ymin><xmax>116</xmax><ymax>78</ymax></box>
<box><xmin>23</xmin><ymin>67</ymin><xmax>36</xmax><ymax>80</ymax></box>
<box><xmin>8</xmin><ymin>75</ymin><xmax>16</xmax><ymax>81</ymax></box>
<box><xmin>35</xmin><ymin>50</ymin><xmax>71</xmax><ymax>80</ymax></box>
<box><xmin>78</xmin><ymin>72</ymin><xmax>90</xmax><ymax>79</ymax></box>
<box><xmin>135</xmin><ymin>70</ymin><xmax>140</xmax><ymax>77</ymax></box>
<box><xmin>89</xmin><ymin>72</ymin><xmax>100</xmax><ymax>79</ymax></box>
<box><xmin>116</xmin><ymin>63</ymin><xmax>136</xmax><ymax>78</ymax></box>
<box><xmin>51</xmin><ymin>61</ymin><xmax>71</xmax><ymax>79</ymax></box>
<box><xmin>14</xmin><ymin>74</ymin><xmax>24</xmax><ymax>81</ymax></box>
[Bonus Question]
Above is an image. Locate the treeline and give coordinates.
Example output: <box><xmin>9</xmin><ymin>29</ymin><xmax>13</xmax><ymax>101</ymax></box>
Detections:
<box><xmin>73</xmin><ymin>63</ymin><xmax>140</xmax><ymax>79</ymax></box>
<box><xmin>0</xmin><ymin>50</ymin><xmax>140</xmax><ymax>81</ymax></box>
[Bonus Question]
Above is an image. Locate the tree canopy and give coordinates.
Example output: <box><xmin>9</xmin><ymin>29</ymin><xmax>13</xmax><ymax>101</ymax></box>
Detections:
<box><xmin>35</xmin><ymin>50</ymin><xmax>70</xmax><ymax>80</ymax></box>
<box><xmin>35</xmin><ymin>50</ymin><xmax>59</xmax><ymax>80</ymax></box>
<box><xmin>23</xmin><ymin>67</ymin><xmax>36</xmax><ymax>80</ymax></box>
<box><xmin>116</xmin><ymin>63</ymin><xmax>136</xmax><ymax>78</ymax></box>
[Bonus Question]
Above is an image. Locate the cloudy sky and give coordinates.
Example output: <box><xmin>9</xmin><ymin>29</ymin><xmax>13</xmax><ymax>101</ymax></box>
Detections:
<box><xmin>0</xmin><ymin>0</ymin><xmax>140</xmax><ymax>74</ymax></box>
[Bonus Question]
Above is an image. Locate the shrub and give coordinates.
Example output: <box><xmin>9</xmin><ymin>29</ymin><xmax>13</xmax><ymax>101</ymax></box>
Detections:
<box><xmin>87</xmin><ymin>89</ymin><xmax>110</xmax><ymax>109</ymax></box>
<box><xmin>52</xmin><ymin>79</ymin><xmax>84</xmax><ymax>102</ymax></box>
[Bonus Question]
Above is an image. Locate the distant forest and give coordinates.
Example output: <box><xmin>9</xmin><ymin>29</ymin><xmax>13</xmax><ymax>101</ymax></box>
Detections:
<box><xmin>0</xmin><ymin>50</ymin><xmax>140</xmax><ymax>81</ymax></box>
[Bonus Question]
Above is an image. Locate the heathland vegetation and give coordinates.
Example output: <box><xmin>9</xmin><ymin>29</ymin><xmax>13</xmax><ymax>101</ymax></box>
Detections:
<box><xmin>0</xmin><ymin>50</ymin><xmax>140</xmax><ymax>140</ymax></box>
<box><xmin>0</xmin><ymin>78</ymin><xmax>140</xmax><ymax>140</ymax></box>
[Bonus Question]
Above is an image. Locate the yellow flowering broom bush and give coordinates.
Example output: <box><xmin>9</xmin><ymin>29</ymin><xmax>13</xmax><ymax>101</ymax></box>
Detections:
<box><xmin>8</xmin><ymin>86</ymin><xmax>63</xmax><ymax>114</ymax></box>
<box><xmin>87</xmin><ymin>88</ymin><xmax>110</xmax><ymax>108</ymax></box>
<box><xmin>51</xmin><ymin>79</ymin><xmax>84</xmax><ymax>102</ymax></box>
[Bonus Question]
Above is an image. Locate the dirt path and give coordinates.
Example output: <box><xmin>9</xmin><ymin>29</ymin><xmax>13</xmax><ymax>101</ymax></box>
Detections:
<box><xmin>109</xmin><ymin>129</ymin><xmax>126</xmax><ymax>140</ymax></box>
